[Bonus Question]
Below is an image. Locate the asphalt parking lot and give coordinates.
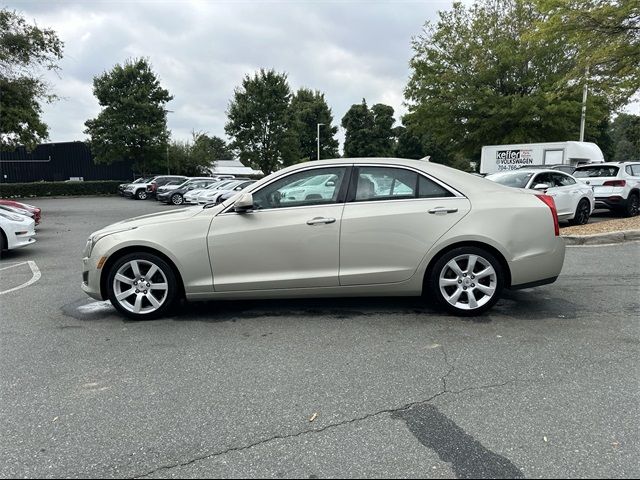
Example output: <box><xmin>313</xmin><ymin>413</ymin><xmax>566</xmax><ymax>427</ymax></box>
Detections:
<box><xmin>1</xmin><ymin>197</ymin><xmax>638</xmax><ymax>479</ymax></box>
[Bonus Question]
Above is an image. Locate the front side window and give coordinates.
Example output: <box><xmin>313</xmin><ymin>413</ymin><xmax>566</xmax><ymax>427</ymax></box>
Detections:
<box><xmin>252</xmin><ymin>167</ymin><xmax>347</xmax><ymax>210</ymax></box>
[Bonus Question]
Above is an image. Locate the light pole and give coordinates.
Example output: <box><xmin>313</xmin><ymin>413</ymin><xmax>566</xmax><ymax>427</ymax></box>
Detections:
<box><xmin>316</xmin><ymin>123</ymin><xmax>324</xmax><ymax>160</ymax></box>
<box><xmin>579</xmin><ymin>66</ymin><xmax>589</xmax><ymax>142</ymax></box>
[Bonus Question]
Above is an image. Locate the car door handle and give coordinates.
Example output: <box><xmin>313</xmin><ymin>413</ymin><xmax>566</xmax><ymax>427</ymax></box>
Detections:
<box><xmin>306</xmin><ymin>217</ymin><xmax>336</xmax><ymax>225</ymax></box>
<box><xmin>428</xmin><ymin>207</ymin><xmax>458</xmax><ymax>215</ymax></box>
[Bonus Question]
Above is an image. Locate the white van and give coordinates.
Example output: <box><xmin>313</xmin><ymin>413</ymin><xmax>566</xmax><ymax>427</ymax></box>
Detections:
<box><xmin>480</xmin><ymin>141</ymin><xmax>604</xmax><ymax>174</ymax></box>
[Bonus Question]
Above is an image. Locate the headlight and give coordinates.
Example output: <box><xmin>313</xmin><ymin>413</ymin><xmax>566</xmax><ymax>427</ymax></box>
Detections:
<box><xmin>83</xmin><ymin>227</ymin><xmax>137</xmax><ymax>257</ymax></box>
<box><xmin>0</xmin><ymin>211</ymin><xmax>25</xmax><ymax>222</ymax></box>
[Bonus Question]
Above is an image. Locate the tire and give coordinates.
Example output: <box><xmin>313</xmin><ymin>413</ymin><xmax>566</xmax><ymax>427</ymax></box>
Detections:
<box><xmin>106</xmin><ymin>252</ymin><xmax>178</xmax><ymax>320</ymax></box>
<box><xmin>135</xmin><ymin>189</ymin><xmax>148</xmax><ymax>200</ymax></box>
<box><xmin>569</xmin><ymin>198</ymin><xmax>591</xmax><ymax>226</ymax></box>
<box><xmin>0</xmin><ymin>229</ymin><xmax>7</xmax><ymax>259</ymax></box>
<box><xmin>625</xmin><ymin>193</ymin><xmax>639</xmax><ymax>217</ymax></box>
<box><xmin>427</xmin><ymin>246</ymin><xmax>504</xmax><ymax>316</ymax></box>
<box><xmin>171</xmin><ymin>193</ymin><xmax>184</xmax><ymax>205</ymax></box>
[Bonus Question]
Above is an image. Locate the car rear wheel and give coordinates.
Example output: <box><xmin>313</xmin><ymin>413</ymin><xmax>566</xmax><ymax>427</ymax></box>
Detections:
<box><xmin>625</xmin><ymin>193</ymin><xmax>639</xmax><ymax>217</ymax></box>
<box><xmin>171</xmin><ymin>193</ymin><xmax>184</xmax><ymax>205</ymax></box>
<box><xmin>136</xmin><ymin>189</ymin><xmax>148</xmax><ymax>200</ymax></box>
<box><xmin>569</xmin><ymin>199</ymin><xmax>591</xmax><ymax>225</ymax></box>
<box><xmin>106</xmin><ymin>252</ymin><xmax>177</xmax><ymax>320</ymax></box>
<box><xmin>428</xmin><ymin>247</ymin><xmax>504</xmax><ymax>316</ymax></box>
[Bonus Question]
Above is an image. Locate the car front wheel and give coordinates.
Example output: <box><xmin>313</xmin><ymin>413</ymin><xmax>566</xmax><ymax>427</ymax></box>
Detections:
<box><xmin>136</xmin><ymin>189</ymin><xmax>148</xmax><ymax>200</ymax></box>
<box><xmin>106</xmin><ymin>252</ymin><xmax>178</xmax><ymax>320</ymax></box>
<box><xmin>428</xmin><ymin>247</ymin><xmax>504</xmax><ymax>316</ymax></box>
<box><xmin>171</xmin><ymin>193</ymin><xmax>184</xmax><ymax>205</ymax></box>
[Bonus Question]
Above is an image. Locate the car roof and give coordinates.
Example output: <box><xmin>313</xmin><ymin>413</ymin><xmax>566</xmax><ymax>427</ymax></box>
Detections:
<box><xmin>506</xmin><ymin>169</ymin><xmax>566</xmax><ymax>174</ymax></box>
<box><xmin>575</xmin><ymin>162</ymin><xmax>638</xmax><ymax>167</ymax></box>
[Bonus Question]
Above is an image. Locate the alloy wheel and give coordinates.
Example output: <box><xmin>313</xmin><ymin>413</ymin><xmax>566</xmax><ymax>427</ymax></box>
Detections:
<box><xmin>171</xmin><ymin>194</ymin><xmax>184</xmax><ymax>205</ymax></box>
<box><xmin>112</xmin><ymin>259</ymin><xmax>169</xmax><ymax>314</ymax></box>
<box><xmin>438</xmin><ymin>254</ymin><xmax>497</xmax><ymax>311</ymax></box>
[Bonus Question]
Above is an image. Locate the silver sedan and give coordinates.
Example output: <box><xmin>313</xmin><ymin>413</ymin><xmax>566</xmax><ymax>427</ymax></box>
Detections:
<box><xmin>82</xmin><ymin>158</ymin><xmax>565</xmax><ymax>319</ymax></box>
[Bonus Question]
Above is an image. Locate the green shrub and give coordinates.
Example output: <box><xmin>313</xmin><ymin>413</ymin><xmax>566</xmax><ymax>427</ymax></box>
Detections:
<box><xmin>0</xmin><ymin>180</ymin><xmax>126</xmax><ymax>198</ymax></box>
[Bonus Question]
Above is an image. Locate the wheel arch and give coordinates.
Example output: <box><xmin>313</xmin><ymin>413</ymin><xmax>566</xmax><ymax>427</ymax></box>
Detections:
<box><xmin>422</xmin><ymin>240</ymin><xmax>512</xmax><ymax>293</ymax></box>
<box><xmin>100</xmin><ymin>246</ymin><xmax>186</xmax><ymax>300</ymax></box>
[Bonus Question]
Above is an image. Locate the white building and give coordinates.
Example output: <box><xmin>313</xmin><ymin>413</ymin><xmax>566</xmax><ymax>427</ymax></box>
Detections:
<box><xmin>209</xmin><ymin>159</ymin><xmax>263</xmax><ymax>178</ymax></box>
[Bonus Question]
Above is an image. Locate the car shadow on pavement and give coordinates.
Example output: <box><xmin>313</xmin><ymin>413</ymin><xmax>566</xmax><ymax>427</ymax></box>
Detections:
<box><xmin>62</xmin><ymin>296</ymin><xmax>498</xmax><ymax>324</ymax></box>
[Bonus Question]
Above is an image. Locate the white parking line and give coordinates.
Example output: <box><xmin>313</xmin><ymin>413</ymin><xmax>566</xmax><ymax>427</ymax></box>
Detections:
<box><xmin>0</xmin><ymin>261</ymin><xmax>41</xmax><ymax>295</ymax></box>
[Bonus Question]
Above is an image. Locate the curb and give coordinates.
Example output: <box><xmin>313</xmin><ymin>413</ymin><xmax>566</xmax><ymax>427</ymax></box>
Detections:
<box><xmin>562</xmin><ymin>229</ymin><xmax>640</xmax><ymax>245</ymax></box>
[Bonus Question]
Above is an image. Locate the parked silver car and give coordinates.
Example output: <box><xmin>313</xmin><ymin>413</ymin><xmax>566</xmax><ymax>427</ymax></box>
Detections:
<box><xmin>82</xmin><ymin>158</ymin><xmax>565</xmax><ymax>319</ymax></box>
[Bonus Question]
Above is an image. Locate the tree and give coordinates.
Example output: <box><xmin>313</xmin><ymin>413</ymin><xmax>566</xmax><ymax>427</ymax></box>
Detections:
<box><xmin>0</xmin><ymin>8</ymin><xmax>63</xmax><ymax>150</ymax></box>
<box><xmin>225</xmin><ymin>69</ymin><xmax>298</xmax><ymax>175</ymax></box>
<box><xmin>341</xmin><ymin>99</ymin><xmax>397</xmax><ymax>157</ymax></box>
<box><xmin>531</xmin><ymin>0</ymin><xmax>640</xmax><ymax>108</ymax></box>
<box><xmin>190</xmin><ymin>131</ymin><xmax>232</xmax><ymax>173</ymax></box>
<box><xmin>289</xmin><ymin>88</ymin><xmax>339</xmax><ymax>161</ymax></box>
<box><xmin>405</xmin><ymin>0</ymin><xmax>614</xmax><ymax>162</ymax></box>
<box><xmin>84</xmin><ymin>58</ymin><xmax>172</xmax><ymax>174</ymax></box>
<box><xmin>609</xmin><ymin>113</ymin><xmax>640</xmax><ymax>161</ymax></box>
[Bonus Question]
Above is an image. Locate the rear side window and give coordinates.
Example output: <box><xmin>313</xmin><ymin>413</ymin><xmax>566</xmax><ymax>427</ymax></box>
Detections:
<box><xmin>552</xmin><ymin>173</ymin><xmax>576</xmax><ymax>186</ymax></box>
<box><xmin>352</xmin><ymin>167</ymin><xmax>453</xmax><ymax>202</ymax></box>
<box><xmin>632</xmin><ymin>165</ymin><xmax>640</xmax><ymax>176</ymax></box>
<box><xmin>574</xmin><ymin>166</ymin><xmax>620</xmax><ymax>178</ymax></box>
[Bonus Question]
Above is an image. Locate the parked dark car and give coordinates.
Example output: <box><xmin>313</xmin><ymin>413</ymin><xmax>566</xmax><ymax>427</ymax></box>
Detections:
<box><xmin>141</xmin><ymin>176</ymin><xmax>188</xmax><ymax>199</ymax></box>
<box><xmin>156</xmin><ymin>178</ymin><xmax>218</xmax><ymax>205</ymax></box>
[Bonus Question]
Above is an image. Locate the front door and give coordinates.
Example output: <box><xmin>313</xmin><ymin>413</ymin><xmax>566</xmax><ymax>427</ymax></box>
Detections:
<box><xmin>209</xmin><ymin>166</ymin><xmax>350</xmax><ymax>292</ymax></box>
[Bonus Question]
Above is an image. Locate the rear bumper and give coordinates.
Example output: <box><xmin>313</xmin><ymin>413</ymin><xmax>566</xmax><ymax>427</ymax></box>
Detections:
<box><xmin>594</xmin><ymin>196</ymin><xmax>627</xmax><ymax>210</ymax></box>
<box><xmin>508</xmin><ymin>236</ymin><xmax>566</xmax><ymax>288</ymax></box>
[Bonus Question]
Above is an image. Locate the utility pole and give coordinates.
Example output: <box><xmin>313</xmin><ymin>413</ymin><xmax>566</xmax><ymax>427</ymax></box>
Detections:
<box><xmin>166</xmin><ymin>144</ymin><xmax>170</xmax><ymax>174</ymax></box>
<box><xmin>579</xmin><ymin>66</ymin><xmax>589</xmax><ymax>142</ymax></box>
<box><xmin>317</xmin><ymin>123</ymin><xmax>324</xmax><ymax>160</ymax></box>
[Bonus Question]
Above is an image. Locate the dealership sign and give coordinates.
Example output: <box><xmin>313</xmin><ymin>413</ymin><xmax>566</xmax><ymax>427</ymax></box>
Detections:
<box><xmin>495</xmin><ymin>149</ymin><xmax>534</xmax><ymax>171</ymax></box>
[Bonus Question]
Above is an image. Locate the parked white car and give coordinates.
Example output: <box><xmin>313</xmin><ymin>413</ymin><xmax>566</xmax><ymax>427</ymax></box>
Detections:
<box><xmin>573</xmin><ymin>162</ymin><xmax>640</xmax><ymax>217</ymax></box>
<box><xmin>0</xmin><ymin>211</ymin><xmax>36</xmax><ymax>257</ymax></box>
<box><xmin>184</xmin><ymin>180</ymin><xmax>239</xmax><ymax>204</ymax></box>
<box><xmin>486</xmin><ymin>168</ymin><xmax>595</xmax><ymax>225</ymax></box>
<box><xmin>197</xmin><ymin>180</ymin><xmax>255</xmax><ymax>204</ymax></box>
<box><xmin>82</xmin><ymin>158</ymin><xmax>565</xmax><ymax>320</ymax></box>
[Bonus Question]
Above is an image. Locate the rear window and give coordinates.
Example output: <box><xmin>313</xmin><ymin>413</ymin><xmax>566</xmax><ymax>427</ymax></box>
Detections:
<box><xmin>573</xmin><ymin>166</ymin><xmax>619</xmax><ymax>178</ymax></box>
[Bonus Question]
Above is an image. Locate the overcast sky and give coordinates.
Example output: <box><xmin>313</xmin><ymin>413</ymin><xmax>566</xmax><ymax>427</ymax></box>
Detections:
<box><xmin>6</xmin><ymin>0</ymin><xmax>639</xmax><ymax>151</ymax></box>
<box><xmin>6</xmin><ymin>0</ymin><xmax>463</xmax><ymax>150</ymax></box>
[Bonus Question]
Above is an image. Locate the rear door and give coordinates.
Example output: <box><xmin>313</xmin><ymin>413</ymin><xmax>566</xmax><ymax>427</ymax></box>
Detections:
<box><xmin>339</xmin><ymin>166</ymin><xmax>470</xmax><ymax>286</ymax></box>
<box><xmin>548</xmin><ymin>172</ymin><xmax>579</xmax><ymax>216</ymax></box>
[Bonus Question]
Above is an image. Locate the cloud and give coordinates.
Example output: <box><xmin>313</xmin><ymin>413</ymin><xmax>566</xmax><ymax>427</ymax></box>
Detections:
<box><xmin>7</xmin><ymin>0</ymin><xmax>456</xmax><ymax>150</ymax></box>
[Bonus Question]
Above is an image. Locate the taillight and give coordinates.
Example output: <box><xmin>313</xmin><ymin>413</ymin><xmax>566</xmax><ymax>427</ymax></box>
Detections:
<box><xmin>603</xmin><ymin>180</ymin><xmax>626</xmax><ymax>187</ymax></box>
<box><xmin>536</xmin><ymin>194</ymin><xmax>559</xmax><ymax>236</ymax></box>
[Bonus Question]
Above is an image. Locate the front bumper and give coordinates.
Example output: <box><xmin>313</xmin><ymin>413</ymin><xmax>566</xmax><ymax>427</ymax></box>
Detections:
<box><xmin>156</xmin><ymin>192</ymin><xmax>173</xmax><ymax>202</ymax></box>
<box><xmin>81</xmin><ymin>255</ymin><xmax>104</xmax><ymax>301</ymax></box>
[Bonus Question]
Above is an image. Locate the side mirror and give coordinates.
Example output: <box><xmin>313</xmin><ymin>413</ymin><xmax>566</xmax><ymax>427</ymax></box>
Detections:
<box><xmin>234</xmin><ymin>193</ymin><xmax>254</xmax><ymax>213</ymax></box>
<box><xmin>533</xmin><ymin>183</ymin><xmax>550</xmax><ymax>191</ymax></box>
<box><xmin>325</xmin><ymin>180</ymin><xmax>336</xmax><ymax>187</ymax></box>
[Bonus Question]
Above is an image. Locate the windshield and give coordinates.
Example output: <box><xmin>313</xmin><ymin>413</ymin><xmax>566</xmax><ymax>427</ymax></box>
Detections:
<box><xmin>573</xmin><ymin>166</ymin><xmax>619</xmax><ymax>178</ymax></box>
<box><xmin>486</xmin><ymin>171</ymin><xmax>535</xmax><ymax>188</ymax></box>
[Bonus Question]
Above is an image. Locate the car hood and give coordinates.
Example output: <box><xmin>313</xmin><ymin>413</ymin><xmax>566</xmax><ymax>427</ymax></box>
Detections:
<box><xmin>92</xmin><ymin>206</ymin><xmax>204</xmax><ymax>235</ymax></box>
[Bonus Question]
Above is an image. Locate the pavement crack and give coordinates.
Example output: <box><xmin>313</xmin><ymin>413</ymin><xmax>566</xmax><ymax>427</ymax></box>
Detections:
<box><xmin>131</xmin><ymin>349</ymin><xmax>512</xmax><ymax>479</ymax></box>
